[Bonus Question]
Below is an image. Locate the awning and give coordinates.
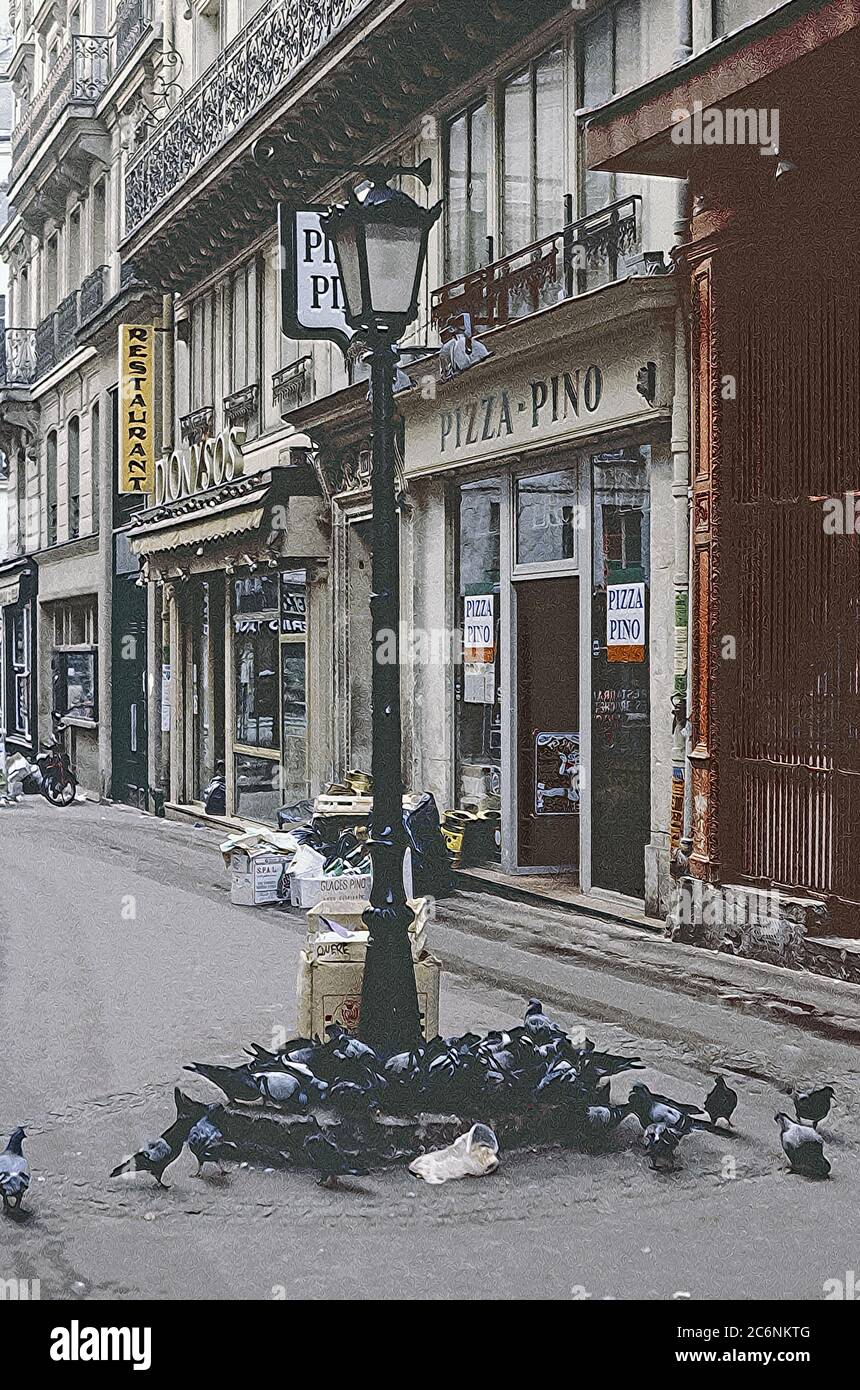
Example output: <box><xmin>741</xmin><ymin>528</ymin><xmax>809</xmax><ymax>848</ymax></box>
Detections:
<box><xmin>0</xmin><ymin>577</ymin><xmax>20</xmax><ymax>607</ymax></box>
<box><xmin>130</xmin><ymin>504</ymin><xmax>266</xmax><ymax>557</ymax></box>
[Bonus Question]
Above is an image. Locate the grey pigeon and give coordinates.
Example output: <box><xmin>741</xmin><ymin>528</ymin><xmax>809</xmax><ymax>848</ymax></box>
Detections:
<box><xmin>188</xmin><ymin>1106</ymin><xmax>238</xmax><ymax>1174</ymax></box>
<box><xmin>627</xmin><ymin>1084</ymin><xmax>705</xmax><ymax>1131</ymax></box>
<box><xmin>775</xmin><ymin>1113</ymin><xmax>830</xmax><ymax>1178</ymax></box>
<box><xmin>793</xmin><ymin>1085</ymin><xmax>834</xmax><ymax>1128</ymax></box>
<box><xmin>183</xmin><ymin>1061</ymin><xmax>261</xmax><ymax>1104</ymax></box>
<box><xmin>303</xmin><ymin>1130</ymin><xmax>369</xmax><ymax>1189</ymax></box>
<box><xmin>643</xmin><ymin>1121</ymin><xmax>683</xmax><ymax>1172</ymax></box>
<box><xmin>111</xmin><ymin>1088</ymin><xmax>206</xmax><ymax>1187</ymax></box>
<box><xmin>585</xmin><ymin>1103</ymin><xmax>631</xmax><ymax>1131</ymax></box>
<box><xmin>0</xmin><ymin>1128</ymin><xmax>30</xmax><ymax>1212</ymax></box>
<box><xmin>524</xmin><ymin>999</ymin><xmax>565</xmax><ymax>1041</ymax></box>
<box><xmin>704</xmin><ymin>1075</ymin><xmax>738</xmax><ymax>1127</ymax></box>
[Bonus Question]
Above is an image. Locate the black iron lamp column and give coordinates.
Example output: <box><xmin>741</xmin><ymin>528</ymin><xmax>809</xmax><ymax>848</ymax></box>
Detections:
<box><xmin>322</xmin><ymin>172</ymin><xmax>441</xmax><ymax>1053</ymax></box>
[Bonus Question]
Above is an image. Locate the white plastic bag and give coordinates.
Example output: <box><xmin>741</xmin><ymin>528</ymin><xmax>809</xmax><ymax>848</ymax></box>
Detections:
<box><xmin>409</xmin><ymin>1124</ymin><xmax>499</xmax><ymax>1185</ymax></box>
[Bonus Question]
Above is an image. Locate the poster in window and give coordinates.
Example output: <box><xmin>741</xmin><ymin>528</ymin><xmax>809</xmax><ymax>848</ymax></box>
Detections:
<box><xmin>280</xmin><ymin>574</ymin><xmax>307</xmax><ymax>635</ymax></box>
<box><xmin>606</xmin><ymin>581</ymin><xmax>645</xmax><ymax>662</ymax></box>
<box><xmin>534</xmin><ymin>731</ymin><xmax>580</xmax><ymax>815</ymax></box>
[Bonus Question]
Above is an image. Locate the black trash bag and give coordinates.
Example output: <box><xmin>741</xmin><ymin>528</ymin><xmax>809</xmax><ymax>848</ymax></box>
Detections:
<box><xmin>276</xmin><ymin>798</ymin><xmax>316</xmax><ymax>829</ymax></box>
<box><xmin>202</xmin><ymin>768</ymin><xmax>226</xmax><ymax>816</ymax></box>
<box><xmin>403</xmin><ymin>792</ymin><xmax>454</xmax><ymax>898</ymax></box>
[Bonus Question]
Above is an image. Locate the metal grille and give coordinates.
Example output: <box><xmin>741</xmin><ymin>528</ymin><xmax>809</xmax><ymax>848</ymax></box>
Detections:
<box><xmin>720</xmin><ymin>248</ymin><xmax>860</xmax><ymax>908</ymax></box>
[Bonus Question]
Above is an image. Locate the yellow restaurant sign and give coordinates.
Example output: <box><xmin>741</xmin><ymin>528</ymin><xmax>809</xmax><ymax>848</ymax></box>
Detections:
<box><xmin>118</xmin><ymin>324</ymin><xmax>155</xmax><ymax>494</ymax></box>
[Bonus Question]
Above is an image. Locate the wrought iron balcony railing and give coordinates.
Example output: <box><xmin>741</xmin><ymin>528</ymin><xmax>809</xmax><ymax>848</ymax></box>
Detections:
<box><xmin>180</xmin><ymin>406</ymin><xmax>215</xmax><ymax>445</ymax></box>
<box><xmin>432</xmin><ymin>196</ymin><xmax>642</xmax><ymax>335</ymax></box>
<box><xmin>35</xmin><ymin>313</ymin><xmax>57</xmax><ymax>378</ymax></box>
<box><xmin>0</xmin><ymin>328</ymin><xmax>37</xmax><ymax>386</ymax></box>
<box><xmin>124</xmin><ymin>0</ymin><xmax>370</xmax><ymax>237</ymax></box>
<box><xmin>79</xmin><ymin>265</ymin><xmax>108</xmax><ymax>323</ymax></box>
<box><xmin>10</xmin><ymin>1</ymin><xmax>151</xmax><ymax>176</ymax></box>
<box><xmin>56</xmin><ymin>291</ymin><xmax>81</xmax><ymax>360</ymax></box>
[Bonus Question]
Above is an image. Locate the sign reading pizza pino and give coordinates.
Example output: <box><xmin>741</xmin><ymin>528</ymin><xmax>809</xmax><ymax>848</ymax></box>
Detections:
<box><xmin>118</xmin><ymin>324</ymin><xmax>155</xmax><ymax>494</ymax></box>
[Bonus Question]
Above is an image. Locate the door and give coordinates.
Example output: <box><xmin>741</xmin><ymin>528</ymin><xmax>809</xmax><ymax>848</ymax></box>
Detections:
<box><xmin>589</xmin><ymin>450</ymin><xmax>651</xmax><ymax>898</ymax></box>
<box><xmin>516</xmin><ymin>576</ymin><xmax>580</xmax><ymax>868</ymax></box>
<box><xmin>111</xmin><ymin>545</ymin><xmax>148</xmax><ymax>807</ymax></box>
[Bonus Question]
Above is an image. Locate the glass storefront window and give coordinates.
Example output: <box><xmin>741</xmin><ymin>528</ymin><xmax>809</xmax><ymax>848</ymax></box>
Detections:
<box><xmin>456</xmin><ymin>480</ymin><xmax>503</xmax><ymax>855</ymax></box>
<box><xmin>234</xmin><ymin>752</ymin><xmax>282</xmax><ymax>824</ymax></box>
<box><xmin>515</xmin><ymin>466</ymin><xmax>580</xmax><ymax>567</ymax></box>
<box><xmin>53</xmin><ymin>649</ymin><xmax>97</xmax><ymax>722</ymax></box>
<box><xmin>233</xmin><ymin>576</ymin><xmax>279</xmax><ymax>749</ymax></box>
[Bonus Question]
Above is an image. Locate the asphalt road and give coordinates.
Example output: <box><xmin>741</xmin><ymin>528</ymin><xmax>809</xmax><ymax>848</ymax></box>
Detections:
<box><xmin>1</xmin><ymin>797</ymin><xmax>858</xmax><ymax>1300</ymax></box>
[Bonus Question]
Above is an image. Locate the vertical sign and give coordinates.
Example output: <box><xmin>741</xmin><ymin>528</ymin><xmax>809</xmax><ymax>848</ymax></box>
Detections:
<box><xmin>118</xmin><ymin>324</ymin><xmax>155</xmax><ymax>494</ymax></box>
<box><xmin>607</xmin><ymin>581</ymin><xmax>645</xmax><ymax>662</ymax></box>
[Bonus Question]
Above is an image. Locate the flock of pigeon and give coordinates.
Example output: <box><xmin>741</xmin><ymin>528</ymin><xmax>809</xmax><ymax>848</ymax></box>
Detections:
<box><xmin>0</xmin><ymin>998</ymin><xmax>838</xmax><ymax>1207</ymax></box>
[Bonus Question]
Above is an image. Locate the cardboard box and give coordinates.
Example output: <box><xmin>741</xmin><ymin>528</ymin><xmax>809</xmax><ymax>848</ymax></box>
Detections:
<box><xmin>291</xmin><ymin>870</ymin><xmax>372</xmax><ymax>910</ymax></box>
<box><xmin>297</xmin><ymin>949</ymin><xmax>441</xmax><ymax>1040</ymax></box>
<box><xmin>230</xmin><ymin>848</ymin><xmax>292</xmax><ymax>906</ymax></box>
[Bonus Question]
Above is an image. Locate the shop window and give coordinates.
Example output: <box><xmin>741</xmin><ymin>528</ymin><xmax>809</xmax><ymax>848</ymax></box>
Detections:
<box><xmin>52</xmin><ymin>597</ymin><xmax>98</xmax><ymax>723</ymax></box>
<box><xmin>91</xmin><ymin>400</ymin><xmax>100</xmax><ymax>533</ymax></box>
<box><xmin>445</xmin><ymin>101</ymin><xmax>489</xmax><ymax>280</ymax></box>
<box><xmin>233</xmin><ymin>575</ymin><xmax>279</xmax><ymax>749</ymax></box>
<box><xmin>456</xmin><ymin>481</ymin><xmax>502</xmax><ymax>849</ymax></box>
<box><xmin>6</xmin><ymin>606</ymin><xmax>31</xmax><ymax>740</ymax></box>
<box><xmin>515</xmin><ymin>466</ymin><xmax>580</xmax><ymax>568</ymax></box>
<box><xmin>68</xmin><ymin>416</ymin><xmax>80</xmax><ymax>540</ymax></box>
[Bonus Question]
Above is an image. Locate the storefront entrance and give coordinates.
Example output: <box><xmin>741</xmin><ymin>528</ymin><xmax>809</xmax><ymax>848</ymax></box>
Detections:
<box><xmin>516</xmin><ymin>576</ymin><xmax>579</xmax><ymax>868</ymax></box>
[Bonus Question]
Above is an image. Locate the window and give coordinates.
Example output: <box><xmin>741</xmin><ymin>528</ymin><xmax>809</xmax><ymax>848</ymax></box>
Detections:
<box><xmin>233</xmin><ymin>575</ymin><xmax>279</xmax><ymax>749</ymax></box>
<box><xmin>190</xmin><ymin>290</ymin><xmax>216</xmax><ymax>411</ymax></box>
<box><xmin>515</xmin><ymin>466</ymin><xmax>580</xmax><ymax>568</ymax></box>
<box><xmin>456</xmin><ymin>480</ymin><xmax>502</xmax><ymax>856</ymax></box>
<box><xmin>580</xmin><ymin>0</ymin><xmax>642</xmax><ymax>214</ymax></box>
<box><xmin>230</xmin><ymin>257</ymin><xmax>258</xmax><ymax>391</ymax></box>
<box><xmin>44</xmin><ymin>235</ymin><xmax>59</xmax><ymax>313</ymax></box>
<box><xmin>7</xmin><ymin>606</ymin><xmax>31</xmax><ymax>739</ymax></box>
<box><xmin>68</xmin><ymin>416</ymin><xmax>80</xmax><ymax>539</ymax></box>
<box><xmin>501</xmin><ymin>48</ymin><xmax>565</xmax><ymax>253</ymax></box>
<box><xmin>46</xmin><ymin>429</ymin><xmax>58</xmax><ymax>546</ymax></box>
<box><xmin>68</xmin><ymin>206</ymin><xmax>82</xmax><ymax>287</ymax></box>
<box><xmin>16</xmin><ymin>452</ymin><xmax>26</xmax><ymax>550</ymax></box>
<box><xmin>712</xmin><ymin>0</ymin><xmax>773</xmax><ymax>38</ymax></box>
<box><xmin>92</xmin><ymin>177</ymin><xmax>107</xmax><ymax>268</ymax></box>
<box><xmin>91</xmin><ymin>400</ymin><xmax>100</xmax><ymax>532</ymax></box>
<box><xmin>52</xmin><ymin>598</ymin><xmax>98</xmax><ymax>723</ymax></box>
<box><xmin>445</xmin><ymin>101</ymin><xmax>488</xmax><ymax>279</ymax></box>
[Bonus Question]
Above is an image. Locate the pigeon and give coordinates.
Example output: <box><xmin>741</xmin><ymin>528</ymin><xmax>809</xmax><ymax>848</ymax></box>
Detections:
<box><xmin>110</xmin><ymin>1090</ymin><xmax>207</xmax><ymax>1187</ymax></box>
<box><xmin>704</xmin><ymin>1075</ymin><xmax>738</xmax><ymax>1127</ymax></box>
<box><xmin>303</xmin><ymin>1130</ymin><xmax>369</xmax><ymax>1189</ymax></box>
<box><xmin>793</xmin><ymin>1085</ymin><xmax>834</xmax><ymax>1128</ymax></box>
<box><xmin>188</xmin><ymin>1106</ymin><xmax>238</xmax><ymax>1174</ymax></box>
<box><xmin>627</xmin><ymin>1084</ymin><xmax>707</xmax><ymax>1132</ymax></box>
<box><xmin>184</xmin><ymin>1062</ymin><xmax>262</xmax><ymax>1104</ymax></box>
<box><xmin>257</xmin><ymin>1070</ymin><xmax>313</xmax><ymax>1108</ymax></box>
<box><xmin>643</xmin><ymin>1122</ymin><xmax>683</xmax><ymax>1172</ymax></box>
<box><xmin>585</xmin><ymin>1104</ymin><xmax>631</xmax><ymax>1132</ymax></box>
<box><xmin>0</xmin><ymin>1128</ymin><xmax>30</xmax><ymax>1212</ymax></box>
<box><xmin>524</xmin><ymin>999</ymin><xmax>566</xmax><ymax>1042</ymax></box>
<box><xmin>775</xmin><ymin>1113</ymin><xmax>831</xmax><ymax>1178</ymax></box>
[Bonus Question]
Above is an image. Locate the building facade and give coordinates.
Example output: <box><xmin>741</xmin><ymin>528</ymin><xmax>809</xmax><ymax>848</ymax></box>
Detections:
<box><xmin>115</xmin><ymin>0</ymin><xmax>693</xmax><ymax>918</ymax></box>
<box><xmin>585</xmin><ymin>0</ymin><xmax>860</xmax><ymax>966</ymax></box>
<box><xmin>0</xmin><ymin>0</ymin><xmax>161</xmax><ymax>794</ymax></box>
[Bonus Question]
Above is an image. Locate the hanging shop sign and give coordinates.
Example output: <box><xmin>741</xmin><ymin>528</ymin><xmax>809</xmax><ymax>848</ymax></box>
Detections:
<box><xmin>534</xmin><ymin>732</ymin><xmax>580</xmax><ymax>815</ymax></box>
<box><xmin>118</xmin><ymin>324</ymin><xmax>155</xmax><ymax>494</ymax></box>
<box><xmin>606</xmin><ymin>581</ymin><xmax>646</xmax><ymax>662</ymax></box>
<box><xmin>278</xmin><ymin>205</ymin><xmax>356</xmax><ymax>354</ymax></box>
<box><xmin>155</xmin><ymin>425</ymin><xmax>246</xmax><ymax>505</ymax></box>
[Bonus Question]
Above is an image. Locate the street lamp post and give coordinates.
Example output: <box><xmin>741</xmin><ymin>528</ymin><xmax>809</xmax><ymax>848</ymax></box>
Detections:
<box><xmin>322</xmin><ymin>175</ymin><xmax>441</xmax><ymax>1054</ymax></box>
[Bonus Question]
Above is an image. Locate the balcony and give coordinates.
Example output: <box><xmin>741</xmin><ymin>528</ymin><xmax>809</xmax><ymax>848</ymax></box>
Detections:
<box><xmin>32</xmin><ymin>291</ymin><xmax>81</xmax><ymax>380</ymax></box>
<box><xmin>432</xmin><ymin>197</ymin><xmax>642</xmax><ymax>336</ymax></box>
<box><xmin>10</xmin><ymin>1</ymin><xmax>152</xmax><ymax>180</ymax></box>
<box><xmin>224</xmin><ymin>383</ymin><xmax>260</xmax><ymax>426</ymax></box>
<box><xmin>180</xmin><ymin>406</ymin><xmax>215</xmax><ymax>445</ymax></box>
<box><xmin>35</xmin><ymin>314</ymin><xmax>57</xmax><ymax>378</ymax></box>
<box><xmin>273</xmin><ymin>357</ymin><xmax>312</xmax><ymax>413</ymax></box>
<box><xmin>120</xmin><ymin>0</ymin><xmax>567</xmax><ymax>290</ymax></box>
<box><xmin>0</xmin><ymin>328</ymin><xmax>37</xmax><ymax>386</ymax></box>
<box><xmin>79</xmin><ymin>265</ymin><xmax>108</xmax><ymax>323</ymax></box>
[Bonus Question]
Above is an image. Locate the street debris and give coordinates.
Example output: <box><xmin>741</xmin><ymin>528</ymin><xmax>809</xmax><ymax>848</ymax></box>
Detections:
<box><xmin>409</xmin><ymin>1124</ymin><xmax>500</xmax><ymax>1184</ymax></box>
